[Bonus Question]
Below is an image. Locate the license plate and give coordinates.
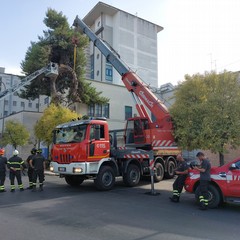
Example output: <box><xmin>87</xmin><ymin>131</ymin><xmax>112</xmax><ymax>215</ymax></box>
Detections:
<box><xmin>58</xmin><ymin>167</ymin><xmax>66</xmax><ymax>172</ymax></box>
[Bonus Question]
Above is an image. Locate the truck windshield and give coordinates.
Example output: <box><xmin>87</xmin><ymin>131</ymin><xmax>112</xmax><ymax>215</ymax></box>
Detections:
<box><xmin>54</xmin><ymin>124</ymin><xmax>87</xmax><ymax>144</ymax></box>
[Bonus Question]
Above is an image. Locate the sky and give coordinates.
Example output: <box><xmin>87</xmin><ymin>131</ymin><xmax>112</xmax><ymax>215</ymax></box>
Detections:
<box><xmin>1</xmin><ymin>0</ymin><xmax>240</xmax><ymax>86</ymax></box>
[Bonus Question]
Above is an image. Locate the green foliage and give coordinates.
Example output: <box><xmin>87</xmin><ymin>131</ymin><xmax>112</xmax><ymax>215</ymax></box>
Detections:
<box><xmin>0</xmin><ymin>120</ymin><xmax>30</xmax><ymax>149</ymax></box>
<box><xmin>170</xmin><ymin>71</ymin><xmax>240</xmax><ymax>163</ymax></box>
<box><xmin>34</xmin><ymin>104</ymin><xmax>79</xmax><ymax>146</ymax></box>
<box><xmin>20</xmin><ymin>8</ymin><xmax>108</xmax><ymax>105</ymax></box>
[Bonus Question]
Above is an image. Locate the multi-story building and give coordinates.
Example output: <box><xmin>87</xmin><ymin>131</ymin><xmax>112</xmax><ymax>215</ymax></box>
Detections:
<box><xmin>78</xmin><ymin>2</ymin><xmax>164</xmax><ymax>130</ymax></box>
<box><xmin>0</xmin><ymin>69</ymin><xmax>49</xmax><ymax>119</ymax></box>
<box><xmin>84</xmin><ymin>2</ymin><xmax>163</xmax><ymax>87</ymax></box>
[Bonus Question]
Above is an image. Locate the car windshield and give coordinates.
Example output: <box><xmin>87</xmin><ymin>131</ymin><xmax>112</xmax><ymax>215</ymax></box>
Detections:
<box><xmin>54</xmin><ymin>125</ymin><xmax>87</xmax><ymax>144</ymax></box>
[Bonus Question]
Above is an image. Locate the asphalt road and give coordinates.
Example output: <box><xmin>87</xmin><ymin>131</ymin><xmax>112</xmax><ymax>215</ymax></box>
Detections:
<box><xmin>0</xmin><ymin>174</ymin><xmax>240</xmax><ymax>240</ymax></box>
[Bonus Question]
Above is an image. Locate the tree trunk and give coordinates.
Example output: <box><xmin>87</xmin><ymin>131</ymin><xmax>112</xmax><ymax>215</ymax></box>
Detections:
<box><xmin>219</xmin><ymin>152</ymin><xmax>224</xmax><ymax>166</ymax></box>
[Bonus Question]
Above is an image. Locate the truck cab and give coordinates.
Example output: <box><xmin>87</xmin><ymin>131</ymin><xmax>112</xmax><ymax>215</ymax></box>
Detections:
<box><xmin>185</xmin><ymin>158</ymin><xmax>240</xmax><ymax>208</ymax></box>
<box><xmin>51</xmin><ymin>119</ymin><xmax>110</xmax><ymax>177</ymax></box>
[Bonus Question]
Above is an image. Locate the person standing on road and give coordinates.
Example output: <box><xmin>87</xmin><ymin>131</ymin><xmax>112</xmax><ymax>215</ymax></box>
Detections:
<box><xmin>26</xmin><ymin>148</ymin><xmax>37</xmax><ymax>189</ymax></box>
<box><xmin>193</xmin><ymin>152</ymin><xmax>211</xmax><ymax>210</ymax></box>
<box><xmin>169</xmin><ymin>154</ymin><xmax>189</xmax><ymax>203</ymax></box>
<box><xmin>0</xmin><ymin>148</ymin><xmax>7</xmax><ymax>192</ymax></box>
<box><xmin>30</xmin><ymin>148</ymin><xmax>46</xmax><ymax>192</ymax></box>
<box><xmin>7</xmin><ymin>150</ymin><xmax>25</xmax><ymax>192</ymax></box>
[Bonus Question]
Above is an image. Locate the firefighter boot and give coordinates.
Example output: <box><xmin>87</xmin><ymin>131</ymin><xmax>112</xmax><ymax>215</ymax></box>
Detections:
<box><xmin>27</xmin><ymin>185</ymin><xmax>33</xmax><ymax>190</ymax></box>
<box><xmin>169</xmin><ymin>195</ymin><xmax>179</xmax><ymax>203</ymax></box>
<box><xmin>32</xmin><ymin>186</ymin><xmax>37</xmax><ymax>192</ymax></box>
<box><xmin>199</xmin><ymin>196</ymin><xmax>207</xmax><ymax>210</ymax></box>
<box><xmin>169</xmin><ymin>190</ymin><xmax>180</xmax><ymax>203</ymax></box>
<box><xmin>39</xmin><ymin>184</ymin><xmax>43</xmax><ymax>192</ymax></box>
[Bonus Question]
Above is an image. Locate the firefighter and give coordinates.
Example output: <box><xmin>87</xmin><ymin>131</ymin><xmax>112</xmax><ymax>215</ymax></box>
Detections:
<box><xmin>169</xmin><ymin>154</ymin><xmax>189</xmax><ymax>203</ymax></box>
<box><xmin>193</xmin><ymin>152</ymin><xmax>211</xmax><ymax>210</ymax></box>
<box><xmin>7</xmin><ymin>150</ymin><xmax>25</xmax><ymax>192</ymax></box>
<box><xmin>26</xmin><ymin>148</ymin><xmax>37</xmax><ymax>189</ymax></box>
<box><xmin>30</xmin><ymin>148</ymin><xmax>46</xmax><ymax>192</ymax></box>
<box><xmin>0</xmin><ymin>148</ymin><xmax>7</xmax><ymax>192</ymax></box>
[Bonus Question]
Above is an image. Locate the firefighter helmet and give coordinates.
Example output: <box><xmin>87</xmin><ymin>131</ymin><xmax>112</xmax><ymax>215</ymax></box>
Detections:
<box><xmin>31</xmin><ymin>148</ymin><xmax>37</xmax><ymax>154</ymax></box>
<box><xmin>13</xmin><ymin>150</ymin><xmax>19</xmax><ymax>155</ymax></box>
<box><xmin>0</xmin><ymin>148</ymin><xmax>5</xmax><ymax>155</ymax></box>
<box><xmin>37</xmin><ymin>148</ymin><xmax>42</xmax><ymax>154</ymax></box>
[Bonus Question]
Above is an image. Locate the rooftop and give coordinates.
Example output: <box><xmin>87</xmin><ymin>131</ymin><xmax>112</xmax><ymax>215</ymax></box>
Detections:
<box><xmin>83</xmin><ymin>1</ymin><xmax>163</xmax><ymax>32</ymax></box>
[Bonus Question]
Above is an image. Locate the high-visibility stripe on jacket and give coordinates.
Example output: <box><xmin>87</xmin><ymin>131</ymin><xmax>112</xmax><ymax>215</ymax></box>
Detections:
<box><xmin>7</xmin><ymin>156</ymin><xmax>25</xmax><ymax>170</ymax></box>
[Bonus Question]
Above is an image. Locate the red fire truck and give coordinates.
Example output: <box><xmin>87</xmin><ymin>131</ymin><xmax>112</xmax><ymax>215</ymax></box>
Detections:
<box><xmin>50</xmin><ymin>16</ymin><xmax>180</xmax><ymax>190</ymax></box>
<box><xmin>185</xmin><ymin>158</ymin><xmax>240</xmax><ymax>208</ymax></box>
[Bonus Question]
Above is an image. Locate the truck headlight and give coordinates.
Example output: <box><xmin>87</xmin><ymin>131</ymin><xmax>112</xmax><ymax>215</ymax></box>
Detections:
<box><xmin>50</xmin><ymin>166</ymin><xmax>54</xmax><ymax>172</ymax></box>
<box><xmin>73</xmin><ymin>167</ymin><xmax>83</xmax><ymax>173</ymax></box>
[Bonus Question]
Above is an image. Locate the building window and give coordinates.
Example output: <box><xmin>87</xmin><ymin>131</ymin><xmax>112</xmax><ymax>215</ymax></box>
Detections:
<box><xmin>95</xmin><ymin>104</ymin><xmax>102</xmax><ymax>117</ymax></box>
<box><xmin>21</xmin><ymin>102</ymin><xmax>25</xmax><ymax>108</ymax></box>
<box><xmin>105</xmin><ymin>64</ymin><xmax>113</xmax><ymax>82</ymax></box>
<box><xmin>125</xmin><ymin>106</ymin><xmax>132</xmax><ymax>120</ymax></box>
<box><xmin>88</xmin><ymin>103</ymin><xmax>110</xmax><ymax>118</ymax></box>
<box><xmin>13</xmin><ymin>101</ymin><xmax>17</xmax><ymax>106</ymax></box>
<box><xmin>44</xmin><ymin>97</ymin><xmax>49</xmax><ymax>105</ymax></box>
<box><xmin>28</xmin><ymin>102</ymin><xmax>32</xmax><ymax>108</ymax></box>
<box><xmin>0</xmin><ymin>76</ymin><xmax>2</xmax><ymax>91</ymax></box>
<box><xmin>4</xmin><ymin>100</ymin><xmax>8</xmax><ymax>106</ymax></box>
<box><xmin>90</xmin><ymin>54</ymin><xmax>94</xmax><ymax>79</ymax></box>
<box><xmin>36</xmin><ymin>103</ymin><xmax>39</xmax><ymax>109</ymax></box>
<box><xmin>102</xmin><ymin>104</ymin><xmax>109</xmax><ymax>118</ymax></box>
<box><xmin>4</xmin><ymin>111</ymin><xmax>8</xmax><ymax>117</ymax></box>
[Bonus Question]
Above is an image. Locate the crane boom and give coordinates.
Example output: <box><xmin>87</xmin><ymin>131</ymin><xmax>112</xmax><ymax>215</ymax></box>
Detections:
<box><xmin>73</xmin><ymin>16</ymin><xmax>175</xmax><ymax>149</ymax></box>
<box><xmin>0</xmin><ymin>62</ymin><xmax>58</xmax><ymax>100</ymax></box>
<box><xmin>73</xmin><ymin>17</ymin><xmax>170</xmax><ymax>123</ymax></box>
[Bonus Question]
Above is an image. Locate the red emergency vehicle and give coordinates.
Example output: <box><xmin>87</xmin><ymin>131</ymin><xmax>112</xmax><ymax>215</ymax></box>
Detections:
<box><xmin>185</xmin><ymin>158</ymin><xmax>240</xmax><ymax>208</ymax></box>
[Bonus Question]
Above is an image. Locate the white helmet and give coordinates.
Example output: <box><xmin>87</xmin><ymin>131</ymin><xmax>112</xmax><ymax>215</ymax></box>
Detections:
<box><xmin>13</xmin><ymin>150</ymin><xmax>19</xmax><ymax>155</ymax></box>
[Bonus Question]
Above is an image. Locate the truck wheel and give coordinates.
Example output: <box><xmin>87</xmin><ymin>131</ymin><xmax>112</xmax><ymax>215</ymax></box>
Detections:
<box><xmin>123</xmin><ymin>164</ymin><xmax>141</xmax><ymax>187</ymax></box>
<box><xmin>94</xmin><ymin>166</ymin><xmax>115</xmax><ymax>191</ymax></box>
<box><xmin>195</xmin><ymin>184</ymin><xmax>221</xmax><ymax>208</ymax></box>
<box><xmin>65</xmin><ymin>175</ymin><xmax>84</xmax><ymax>187</ymax></box>
<box><xmin>164</xmin><ymin>160</ymin><xmax>176</xmax><ymax>179</ymax></box>
<box><xmin>154</xmin><ymin>162</ymin><xmax>164</xmax><ymax>182</ymax></box>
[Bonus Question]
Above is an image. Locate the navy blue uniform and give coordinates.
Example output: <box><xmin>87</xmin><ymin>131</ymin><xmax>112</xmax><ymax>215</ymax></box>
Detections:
<box><xmin>7</xmin><ymin>155</ymin><xmax>25</xmax><ymax>191</ymax></box>
<box><xmin>199</xmin><ymin>159</ymin><xmax>211</xmax><ymax>209</ymax></box>
<box><xmin>170</xmin><ymin>160</ymin><xmax>189</xmax><ymax>202</ymax></box>
<box><xmin>26</xmin><ymin>154</ymin><xmax>35</xmax><ymax>189</ymax></box>
<box><xmin>31</xmin><ymin>153</ymin><xmax>46</xmax><ymax>191</ymax></box>
<box><xmin>0</xmin><ymin>155</ymin><xmax>7</xmax><ymax>192</ymax></box>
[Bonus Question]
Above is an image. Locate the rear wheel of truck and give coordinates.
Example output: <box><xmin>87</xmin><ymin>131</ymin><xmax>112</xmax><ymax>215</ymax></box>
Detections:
<box><xmin>94</xmin><ymin>165</ymin><xmax>115</xmax><ymax>191</ymax></box>
<box><xmin>164</xmin><ymin>160</ymin><xmax>176</xmax><ymax>179</ymax></box>
<box><xmin>123</xmin><ymin>164</ymin><xmax>141</xmax><ymax>187</ymax></box>
<box><xmin>154</xmin><ymin>162</ymin><xmax>164</xmax><ymax>182</ymax></box>
<box><xmin>65</xmin><ymin>175</ymin><xmax>84</xmax><ymax>187</ymax></box>
<box><xmin>195</xmin><ymin>184</ymin><xmax>222</xmax><ymax>208</ymax></box>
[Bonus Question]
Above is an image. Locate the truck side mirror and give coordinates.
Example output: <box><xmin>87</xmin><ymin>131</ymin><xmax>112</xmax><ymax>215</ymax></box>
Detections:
<box><xmin>229</xmin><ymin>163</ymin><xmax>237</xmax><ymax>170</ymax></box>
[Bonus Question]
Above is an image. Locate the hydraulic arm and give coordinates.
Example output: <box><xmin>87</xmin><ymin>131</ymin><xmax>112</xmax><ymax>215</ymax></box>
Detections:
<box><xmin>0</xmin><ymin>62</ymin><xmax>58</xmax><ymax>100</ymax></box>
<box><xmin>73</xmin><ymin>17</ymin><xmax>170</xmax><ymax>124</ymax></box>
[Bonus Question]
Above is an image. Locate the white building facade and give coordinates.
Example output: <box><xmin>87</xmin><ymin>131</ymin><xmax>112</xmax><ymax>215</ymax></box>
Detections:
<box><xmin>84</xmin><ymin>2</ymin><xmax>163</xmax><ymax>87</ymax></box>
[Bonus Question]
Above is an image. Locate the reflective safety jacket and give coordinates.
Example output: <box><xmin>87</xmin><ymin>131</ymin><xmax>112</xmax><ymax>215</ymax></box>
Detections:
<box><xmin>7</xmin><ymin>156</ymin><xmax>25</xmax><ymax>171</ymax></box>
<box><xmin>0</xmin><ymin>156</ymin><xmax>7</xmax><ymax>172</ymax></box>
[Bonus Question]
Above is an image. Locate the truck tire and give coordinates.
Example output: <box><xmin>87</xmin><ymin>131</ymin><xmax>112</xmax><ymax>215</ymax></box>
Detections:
<box><xmin>195</xmin><ymin>184</ymin><xmax>221</xmax><ymax>208</ymax></box>
<box><xmin>123</xmin><ymin>164</ymin><xmax>141</xmax><ymax>187</ymax></box>
<box><xmin>154</xmin><ymin>162</ymin><xmax>164</xmax><ymax>182</ymax></box>
<box><xmin>164</xmin><ymin>160</ymin><xmax>176</xmax><ymax>179</ymax></box>
<box><xmin>94</xmin><ymin>165</ymin><xmax>115</xmax><ymax>191</ymax></box>
<box><xmin>65</xmin><ymin>175</ymin><xmax>84</xmax><ymax>187</ymax></box>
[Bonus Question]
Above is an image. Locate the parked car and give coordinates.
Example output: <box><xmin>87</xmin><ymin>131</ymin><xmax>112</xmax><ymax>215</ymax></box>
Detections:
<box><xmin>184</xmin><ymin>158</ymin><xmax>240</xmax><ymax>208</ymax></box>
